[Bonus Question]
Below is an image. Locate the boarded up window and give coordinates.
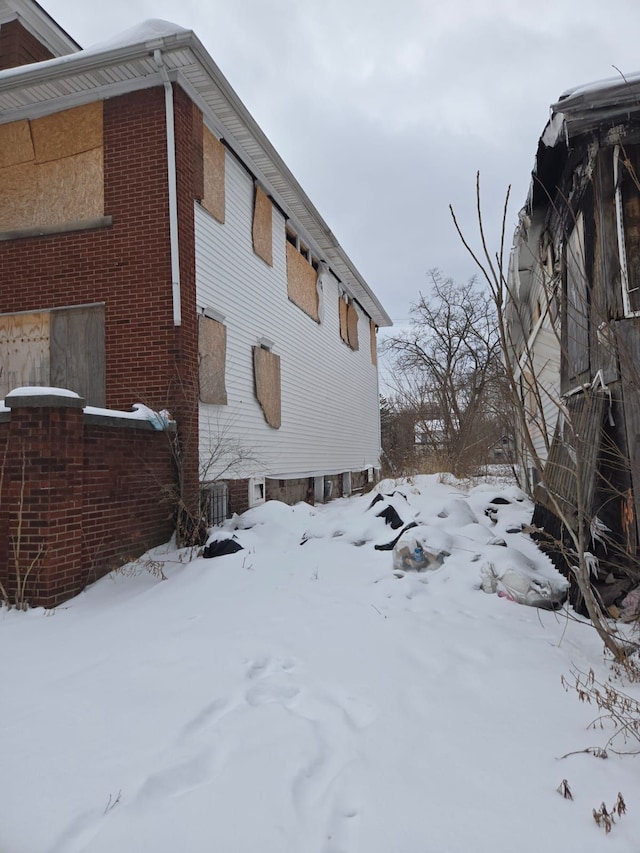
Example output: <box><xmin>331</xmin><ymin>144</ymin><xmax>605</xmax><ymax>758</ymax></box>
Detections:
<box><xmin>286</xmin><ymin>241</ymin><xmax>318</xmax><ymax>320</ymax></box>
<box><xmin>339</xmin><ymin>295</ymin><xmax>359</xmax><ymax>350</ymax></box>
<box><xmin>347</xmin><ymin>301</ymin><xmax>359</xmax><ymax>350</ymax></box>
<box><xmin>0</xmin><ymin>103</ymin><xmax>103</xmax><ymax>232</ymax></box>
<box><xmin>202</xmin><ymin>126</ymin><xmax>225</xmax><ymax>223</ymax></box>
<box><xmin>253</xmin><ymin>346</ymin><xmax>281</xmax><ymax>429</ymax></box>
<box><xmin>565</xmin><ymin>212</ymin><xmax>589</xmax><ymax>378</ymax></box>
<box><xmin>369</xmin><ymin>317</ymin><xmax>377</xmax><ymax>365</ymax></box>
<box><xmin>253</xmin><ymin>186</ymin><xmax>273</xmax><ymax>266</ymax></box>
<box><xmin>0</xmin><ymin>304</ymin><xmax>105</xmax><ymax>405</ymax></box>
<box><xmin>198</xmin><ymin>315</ymin><xmax>227</xmax><ymax>405</ymax></box>
<box><xmin>339</xmin><ymin>296</ymin><xmax>349</xmax><ymax>344</ymax></box>
<box><xmin>0</xmin><ymin>311</ymin><xmax>49</xmax><ymax>393</ymax></box>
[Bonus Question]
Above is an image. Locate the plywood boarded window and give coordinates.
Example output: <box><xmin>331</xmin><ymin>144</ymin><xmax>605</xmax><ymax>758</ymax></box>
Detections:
<box><xmin>253</xmin><ymin>346</ymin><xmax>281</xmax><ymax>429</ymax></box>
<box><xmin>339</xmin><ymin>296</ymin><xmax>349</xmax><ymax>345</ymax></box>
<box><xmin>202</xmin><ymin>126</ymin><xmax>225</xmax><ymax>223</ymax></box>
<box><xmin>370</xmin><ymin>317</ymin><xmax>377</xmax><ymax>365</ymax></box>
<box><xmin>253</xmin><ymin>186</ymin><xmax>273</xmax><ymax>266</ymax></box>
<box><xmin>0</xmin><ymin>102</ymin><xmax>103</xmax><ymax>232</ymax></box>
<box><xmin>339</xmin><ymin>294</ymin><xmax>359</xmax><ymax>350</ymax></box>
<box><xmin>347</xmin><ymin>302</ymin><xmax>359</xmax><ymax>350</ymax></box>
<box><xmin>286</xmin><ymin>241</ymin><xmax>319</xmax><ymax>320</ymax></box>
<box><xmin>198</xmin><ymin>315</ymin><xmax>227</xmax><ymax>405</ymax></box>
<box><xmin>0</xmin><ymin>303</ymin><xmax>105</xmax><ymax>405</ymax></box>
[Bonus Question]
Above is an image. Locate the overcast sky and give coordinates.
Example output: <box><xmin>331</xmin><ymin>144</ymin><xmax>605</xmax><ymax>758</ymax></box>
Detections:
<box><xmin>42</xmin><ymin>0</ymin><xmax>640</xmax><ymax>324</ymax></box>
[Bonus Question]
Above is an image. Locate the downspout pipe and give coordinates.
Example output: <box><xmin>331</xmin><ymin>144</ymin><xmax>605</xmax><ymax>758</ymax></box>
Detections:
<box><xmin>154</xmin><ymin>48</ymin><xmax>181</xmax><ymax>326</ymax></box>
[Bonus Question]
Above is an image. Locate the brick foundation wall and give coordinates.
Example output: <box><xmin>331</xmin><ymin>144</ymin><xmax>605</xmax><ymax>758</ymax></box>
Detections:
<box><xmin>0</xmin><ymin>20</ymin><xmax>54</xmax><ymax>70</ymax></box>
<box><xmin>0</xmin><ymin>395</ymin><xmax>176</xmax><ymax>608</ymax></box>
<box><xmin>227</xmin><ymin>479</ymin><xmax>251</xmax><ymax>517</ymax></box>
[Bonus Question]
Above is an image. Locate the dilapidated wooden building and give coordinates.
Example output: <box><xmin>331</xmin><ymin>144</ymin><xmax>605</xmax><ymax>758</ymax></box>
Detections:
<box><xmin>509</xmin><ymin>72</ymin><xmax>640</xmax><ymax>607</ymax></box>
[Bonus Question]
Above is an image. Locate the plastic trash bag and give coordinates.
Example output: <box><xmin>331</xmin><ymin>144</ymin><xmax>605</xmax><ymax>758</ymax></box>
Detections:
<box><xmin>392</xmin><ymin>526</ymin><xmax>452</xmax><ymax>572</ymax></box>
<box><xmin>480</xmin><ymin>559</ymin><xmax>567</xmax><ymax>609</ymax></box>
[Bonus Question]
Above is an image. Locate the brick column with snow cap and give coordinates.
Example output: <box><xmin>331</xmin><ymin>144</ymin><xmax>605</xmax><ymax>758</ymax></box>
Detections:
<box><xmin>3</xmin><ymin>388</ymin><xmax>85</xmax><ymax>608</ymax></box>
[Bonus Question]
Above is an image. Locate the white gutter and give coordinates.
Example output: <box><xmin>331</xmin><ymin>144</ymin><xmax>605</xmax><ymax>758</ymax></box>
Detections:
<box><xmin>154</xmin><ymin>48</ymin><xmax>181</xmax><ymax>326</ymax></box>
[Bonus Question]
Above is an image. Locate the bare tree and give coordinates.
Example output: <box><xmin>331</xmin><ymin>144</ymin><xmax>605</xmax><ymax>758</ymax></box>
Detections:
<box><xmin>381</xmin><ymin>269</ymin><xmax>511</xmax><ymax>477</ymax></box>
<box><xmin>449</xmin><ymin>174</ymin><xmax>634</xmax><ymax>660</ymax></box>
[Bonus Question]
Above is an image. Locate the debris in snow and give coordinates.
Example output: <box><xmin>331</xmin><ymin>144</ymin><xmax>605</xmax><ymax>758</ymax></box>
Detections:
<box><xmin>480</xmin><ymin>548</ymin><xmax>568</xmax><ymax>609</ymax></box>
<box><xmin>376</xmin><ymin>504</ymin><xmax>404</xmax><ymax>529</ymax></box>
<box><xmin>437</xmin><ymin>498</ymin><xmax>478</xmax><ymax>525</ymax></box>
<box><xmin>202</xmin><ymin>537</ymin><xmax>244</xmax><ymax>558</ymax></box>
<box><xmin>484</xmin><ymin>507</ymin><xmax>499</xmax><ymax>524</ymax></box>
<box><xmin>619</xmin><ymin>587</ymin><xmax>640</xmax><ymax>622</ymax></box>
<box><xmin>392</xmin><ymin>525</ymin><xmax>452</xmax><ymax>572</ymax></box>
<box><xmin>131</xmin><ymin>404</ymin><xmax>173</xmax><ymax>429</ymax></box>
<box><xmin>556</xmin><ymin>779</ymin><xmax>573</xmax><ymax>800</ymax></box>
<box><xmin>374</xmin><ymin>521</ymin><xmax>418</xmax><ymax>551</ymax></box>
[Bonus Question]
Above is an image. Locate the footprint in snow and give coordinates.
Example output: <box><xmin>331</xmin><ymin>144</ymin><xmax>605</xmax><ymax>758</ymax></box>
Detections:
<box><xmin>245</xmin><ymin>678</ymin><xmax>300</xmax><ymax>706</ymax></box>
<box><xmin>136</xmin><ymin>750</ymin><xmax>214</xmax><ymax>804</ymax></box>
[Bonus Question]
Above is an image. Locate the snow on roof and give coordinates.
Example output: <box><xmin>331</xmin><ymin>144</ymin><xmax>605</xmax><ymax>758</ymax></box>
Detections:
<box><xmin>549</xmin><ymin>68</ymin><xmax>640</xmax><ymax>137</ymax></box>
<box><xmin>87</xmin><ymin>19</ymin><xmax>189</xmax><ymax>51</ymax></box>
<box><xmin>558</xmin><ymin>68</ymin><xmax>640</xmax><ymax>105</ymax></box>
<box><xmin>0</xmin><ymin>18</ymin><xmax>188</xmax><ymax>83</ymax></box>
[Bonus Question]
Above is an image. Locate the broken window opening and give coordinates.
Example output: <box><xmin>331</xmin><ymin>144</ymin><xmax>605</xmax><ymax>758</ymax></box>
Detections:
<box><xmin>614</xmin><ymin>144</ymin><xmax>640</xmax><ymax>317</ymax></box>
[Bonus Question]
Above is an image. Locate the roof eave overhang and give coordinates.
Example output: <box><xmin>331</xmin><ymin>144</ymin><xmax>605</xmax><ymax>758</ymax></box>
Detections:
<box><xmin>0</xmin><ymin>29</ymin><xmax>392</xmax><ymax>327</ymax></box>
<box><xmin>551</xmin><ymin>82</ymin><xmax>640</xmax><ymax>138</ymax></box>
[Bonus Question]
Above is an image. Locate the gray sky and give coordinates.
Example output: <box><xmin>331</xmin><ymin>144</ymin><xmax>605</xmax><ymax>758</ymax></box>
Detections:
<box><xmin>43</xmin><ymin>0</ymin><xmax>640</xmax><ymax>324</ymax></box>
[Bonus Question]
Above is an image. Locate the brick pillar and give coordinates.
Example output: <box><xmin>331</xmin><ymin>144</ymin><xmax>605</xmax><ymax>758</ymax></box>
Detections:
<box><xmin>4</xmin><ymin>391</ymin><xmax>85</xmax><ymax>608</ymax></box>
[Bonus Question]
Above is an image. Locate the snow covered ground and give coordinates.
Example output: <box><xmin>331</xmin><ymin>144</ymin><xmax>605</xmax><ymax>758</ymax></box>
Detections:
<box><xmin>2</xmin><ymin>474</ymin><xmax>639</xmax><ymax>853</ymax></box>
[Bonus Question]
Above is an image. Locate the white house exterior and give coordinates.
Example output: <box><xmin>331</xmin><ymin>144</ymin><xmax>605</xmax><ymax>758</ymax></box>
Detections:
<box><xmin>0</xmin><ymin>0</ymin><xmax>392</xmax><ymax>519</ymax></box>
<box><xmin>196</xmin><ymin>186</ymin><xmax>383</xmax><ymax>483</ymax></box>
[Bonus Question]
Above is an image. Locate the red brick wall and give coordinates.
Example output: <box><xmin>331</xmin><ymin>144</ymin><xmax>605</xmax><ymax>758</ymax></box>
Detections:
<box><xmin>1</xmin><ymin>89</ymin><xmax>175</xmax><ymax>409</ymax></box>
<box><xmin>0</xmin><ymin>402</ymin><xmax>176</xmax><ymax>609</ymax></box>
<box><xmin>0</xmin><ymin>84</ymin><xmax>202</xmax><ymax>517</ymax></box>
<box><xmin>228</xmin><ymin>479</ymin><xmax>251</xmax><ymax>517</ymax></box>
<box><xmin>81</xmin><ymin>419</ymin><xmax>176</xmax><ymax>587</ymax></box>
<box><xmin>171</xmin><ymin>86</ymin><xmax>200</xmax><ymax>515</ymax></box>
<box><xmin>0</xmin><ymin>20</ymin><xmax>54</xmax><ymax>70</ymax></box>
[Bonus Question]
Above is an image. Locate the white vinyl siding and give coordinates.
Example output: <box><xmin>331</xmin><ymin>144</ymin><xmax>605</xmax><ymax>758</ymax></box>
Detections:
<box><xmin>523</xmin><ymin>322</ymin><xmax>561</xmax><ymax>465</ymax></box>
<box><xmin>195</xmin><ymin>152</ymin><xmax>380</xmax><ymax>480</ymax></box>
